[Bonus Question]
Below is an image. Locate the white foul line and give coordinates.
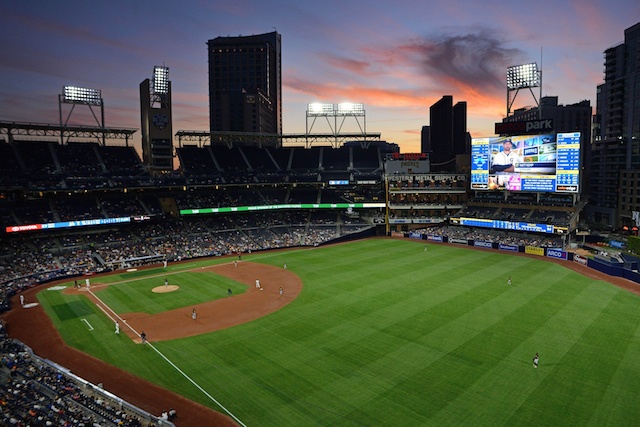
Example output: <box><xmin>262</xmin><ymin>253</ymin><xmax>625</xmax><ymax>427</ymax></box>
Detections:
<box><xmin>87</xmin><ymin>289</ymin><xmax>247</xmax><ymax>427</ymax></box>
<box><xmin>145</xmin><ymin>342</ymin><xmax>247</xmax><ymax>427</ymax></box>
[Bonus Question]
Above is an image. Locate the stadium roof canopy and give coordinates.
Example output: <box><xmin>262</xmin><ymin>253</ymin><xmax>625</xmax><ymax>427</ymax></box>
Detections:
<box><xmin>0</xmin><ymin>121</ymin><xmax>137</xmax><ymax>146</ymax></box>
<box><xmin>175</xmin><ymin>130</ymin><xmax>381</xmax><ymax>149</ymax></box>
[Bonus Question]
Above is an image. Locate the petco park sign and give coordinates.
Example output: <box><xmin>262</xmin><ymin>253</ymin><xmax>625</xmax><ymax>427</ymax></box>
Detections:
<box><xmin>495</xmin><ymin>119</ymin><xmax>554</xmax><ymax>135</ymax></box>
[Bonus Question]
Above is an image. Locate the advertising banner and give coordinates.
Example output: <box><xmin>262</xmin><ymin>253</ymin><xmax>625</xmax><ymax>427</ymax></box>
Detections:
<box><xmin>449</xmin><ymin>238</ymin><xmax>469</xmax><ymax>245</ymax></box>
<box><xmin>573</xmin><ymin>254</ymin><xmax>588</xmax><ymax>265</ymax></box>
<box><xmin>525</xmin><ymin>246</ymin><xmax>545</xmax><ymax>256</ymax></box>
<box><xmin>499</xmin><ymin>244</ymin><xmax>519</xmax><ymax>252</ymax></box>
<box><xmin>427</xmin><ymin>235</ymin><xmax>443</xmax><ymax>242</ymax></box>
<box><xmin>473</xmin><ymin>240</ymin><xmax>493</xmax><ymax>249</ymax></box>
<box><xmin>546</xmin><ymin>249</ymin><xmax>568</xmax><ymax>260</ymax></box>
<box><xmin>5</xmin><ymin>217</ymin><xmax>131</xmax><ymax>233</ymax></box>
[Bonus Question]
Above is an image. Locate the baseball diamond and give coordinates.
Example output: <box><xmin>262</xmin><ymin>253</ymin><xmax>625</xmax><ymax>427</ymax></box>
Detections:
<box><xmin>4</xmin><ymin>238</ymin><xmax>640</xmax><ymax>426</ymax></box>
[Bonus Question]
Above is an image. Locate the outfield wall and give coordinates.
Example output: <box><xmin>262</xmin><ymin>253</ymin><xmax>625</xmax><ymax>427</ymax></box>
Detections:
<box><xmin>398</xmin><ymin>231</ymin><xmax>640</xmax><ymax>286</ymax></box>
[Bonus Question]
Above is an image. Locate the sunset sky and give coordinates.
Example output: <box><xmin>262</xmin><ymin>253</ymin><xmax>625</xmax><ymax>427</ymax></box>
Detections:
<box><xmin>0</xmin><ymin>1</ymin><xmax>638</xmax><ymax>153</ymax></box>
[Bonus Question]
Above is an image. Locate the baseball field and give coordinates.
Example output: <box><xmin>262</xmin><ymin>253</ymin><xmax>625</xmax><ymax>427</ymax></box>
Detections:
<box><xmin>32</xmin><ymin>238</ymin><xmax>640</xmax><ymax>426</ymax></box>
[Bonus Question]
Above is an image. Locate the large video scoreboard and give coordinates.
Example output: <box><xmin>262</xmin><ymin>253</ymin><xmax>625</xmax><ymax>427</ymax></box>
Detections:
<box><xmin>471</xmin><ymin>132</ymin><xmax>580</xmax><ymax>193</ymax></box>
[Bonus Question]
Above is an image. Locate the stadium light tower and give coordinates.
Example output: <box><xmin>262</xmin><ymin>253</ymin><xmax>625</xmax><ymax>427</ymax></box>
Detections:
<box><xmin>151</xmin><ymin>65</ymin><xmax>170</xmax><ymax>106</ymax></box>
<box><xmin>506</xmin><ymin>62</ymin><xmax>542</xmax><ymax>118</ymax></box>
<box><xmin>306</xmin><ymin>102</ymin><xmax>366</xmax><ymax>148</ymax></box>
<box><xmin>58</xmin><ymin>85</ymin><xmax>105</xmax><ymax>144</ymax></box>
<box><xmin>140</xmin><ymin>65</ymin><xmax>173</xmax><ymax>173</ymax></box>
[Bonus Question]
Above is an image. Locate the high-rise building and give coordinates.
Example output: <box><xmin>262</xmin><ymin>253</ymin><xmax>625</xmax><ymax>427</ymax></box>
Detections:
<box><xmin>589</xmin><ymin>22</ymin><xmax>640</xmax><ymax>228</ymax></box>
<box><xmin>207</xmin><ymin>31</ymin><xmax>282</xmax><ymax>134</ymax></box>
<box><xmin>452</xmin><ymin>101</ymin><xmax>468</xmax><ymax>157</ymax></box>
<box><xmin>420</xmin><ymin>126</ymin><xmax>430</xmax><ymax>154</ymax></box>
<box><xmin>427</xmin><ymin>96</ymin><xmax>468</xmax><ymax>172</ymax></box>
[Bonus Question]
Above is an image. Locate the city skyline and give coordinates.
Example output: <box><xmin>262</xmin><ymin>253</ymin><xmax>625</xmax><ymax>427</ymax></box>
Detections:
<box><xmin>0</xmin><ymin>1</ymin><xmax>638</xmax><ymax>154</ymax></box>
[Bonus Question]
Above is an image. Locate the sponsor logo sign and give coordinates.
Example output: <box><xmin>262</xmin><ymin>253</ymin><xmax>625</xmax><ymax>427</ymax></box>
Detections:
<box><xmin>427</xmin><ymin>235</ymin><xmax>443</xmax><ymax>242</ymax></box>
<box><xmin>409</xmin><ymin>232</ymin><xmax>423</xmax><ymax>239</ymax></box>
<box><xmin>573</xmin><ymin>254</ymin><xmax>588</xmax><ymax>265</ymax></box>
<box><xmin>499</xmin><ymin>244</ymin><xmax>519</xmax><ymax>252</ymax></box>
<box><xmin>473</xmin><ymin>240</ymin><xmax>493</xmax><ymax>248</ymax></box>
<box><xmin>6</xmin><ymin>224</ymin><xmax>42</xmax><ymax>232</ymax></box>
<box><xmin>546</xmin><ymin>249</ymin><xmax>568</xmax><ymax>260</ymax></box>
<box><xmin>525</xmin><ymin>246</ymin><xmax>545</xmax><ymax>256</ymax></box>
<box><xmin>449</xmin><ymin>238</ymin><xmax>468</xmax><ymax>245</ymax></box>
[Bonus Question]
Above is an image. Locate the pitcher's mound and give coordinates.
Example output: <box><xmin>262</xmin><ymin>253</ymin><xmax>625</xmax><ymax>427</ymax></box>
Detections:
<box><xmin>152</xmin><ymin>285</ymin><xmax>180</xmax><ymax>293</ymax></box>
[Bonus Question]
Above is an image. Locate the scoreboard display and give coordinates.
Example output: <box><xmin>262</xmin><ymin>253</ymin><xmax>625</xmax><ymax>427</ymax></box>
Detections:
<box><xmin>471</xmin><ymin>132</ymin><xmax>580</xmax><ymax>193</ymax></box>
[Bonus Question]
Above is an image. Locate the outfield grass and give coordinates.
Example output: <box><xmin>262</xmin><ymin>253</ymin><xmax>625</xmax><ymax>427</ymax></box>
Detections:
<box><xmin>37</xmin><ymin>239</ymin><xmax>640</xmax><ymax>426</ymax></box>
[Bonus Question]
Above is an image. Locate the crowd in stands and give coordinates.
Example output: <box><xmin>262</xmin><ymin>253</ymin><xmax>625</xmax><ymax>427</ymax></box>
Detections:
<box><xmin>454</xmin><ymin>205</ymin><xmax>575</xmax><ymax>228</ymax></box>
<box><xmin>0</xmin><ymin>211</ymin><xmax>375</xmax><ymax>308</ymax></box>
<box><xmin>0</xmin><ymin>321</ymin><xmax>166</xmax><ymax>426</ymax></box>
<box><xmin>413</xmin><ymin>225</ymin><xmax>564</xmax><ymax>248</ymax></box>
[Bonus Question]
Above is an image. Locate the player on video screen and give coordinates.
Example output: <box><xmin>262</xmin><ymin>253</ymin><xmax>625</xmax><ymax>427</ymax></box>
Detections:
<box><xmin>491</xmin><ymin>139</ymin><xmax>522</xmax><ymax>173</ymax></box>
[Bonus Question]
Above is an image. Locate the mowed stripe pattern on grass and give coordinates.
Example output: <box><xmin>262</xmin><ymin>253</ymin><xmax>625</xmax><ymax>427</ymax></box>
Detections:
<box><xmin>38</xmin><ymin>239</ymin><xmax>640</xmax><ymax>426</ymax></box>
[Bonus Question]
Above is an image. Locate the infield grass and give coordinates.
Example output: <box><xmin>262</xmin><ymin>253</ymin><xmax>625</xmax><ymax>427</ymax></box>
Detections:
<box><xmin>37</xmin><ymin>238</ymin><xmax>640</xmax><ymax>426</ymax></box>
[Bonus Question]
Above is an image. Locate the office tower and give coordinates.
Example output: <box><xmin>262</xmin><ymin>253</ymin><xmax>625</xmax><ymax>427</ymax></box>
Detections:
<box><xmin>452</xmin><ymin>101</ymin><xmax>468</xmax><ymax>156</ymax></box>
<box><xmin>589</xmin><ymin>22</ymin><xmax>640</xmax><ymax>228</ymax></box>
<box><xmin>428</xmin><ymin>96</ymin><xmax>468</xmax><ymax>172</ymax></box>
<box><xmin>420</xmin><ymin>126</ymin><xmax>430</xmax><ymax>154</ymax></box>
<box><xmin>207</xmin><ymin>31</ymin><xmax>282</xmax><ymax>134</ymax></box>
